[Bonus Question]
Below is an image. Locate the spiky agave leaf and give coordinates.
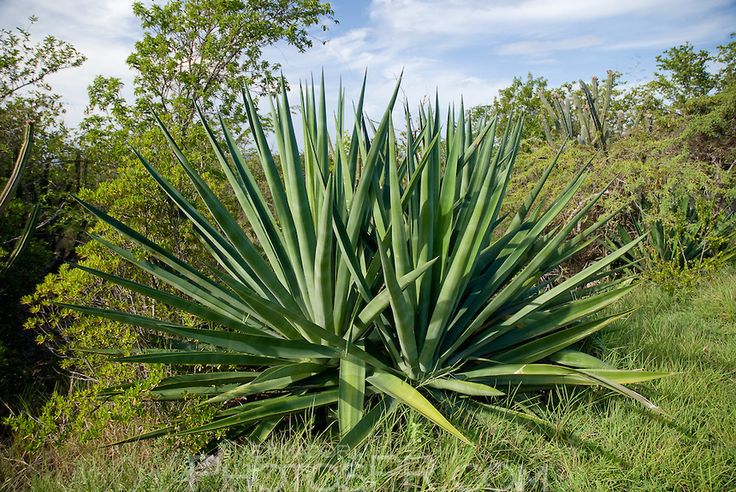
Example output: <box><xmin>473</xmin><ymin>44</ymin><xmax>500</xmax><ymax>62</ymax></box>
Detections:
<box><xmin>68</xmin><ymin>75</ymin><xmax>665</xmax><ymax>449</ymax></box>
<box><xmin>1</xmin><ymin>122</ymin><xmax>40</xmax><ymax>275</ymax></box>
<box><xmin>0</xmin><ymin>122</ymin><xmax>34</xmax><ymax>215</ymax></box>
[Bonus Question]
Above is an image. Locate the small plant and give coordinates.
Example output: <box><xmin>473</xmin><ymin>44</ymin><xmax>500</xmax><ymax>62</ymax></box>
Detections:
<box><xmin>606</xmin><ymin>195</ymin><xmax>736</xmax><ymax>274</ymax></box>
<box><xmin>1</xmin><ymin>122</ymin><xmax>41</xmax><ymax>276</ymax></box>
<box><xmin>65</xmin><ymin>75</ymin><xmax>664</xmax><ymax>451</ymax></box>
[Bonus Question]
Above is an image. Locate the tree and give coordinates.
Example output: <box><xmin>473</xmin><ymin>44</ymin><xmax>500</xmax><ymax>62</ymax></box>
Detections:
<box><xmin>0</xmin><ymin>18</ymin><xmax>85</xmax><ymax>415</ymax></box>
<box><xmin>467</xmin><ymin>73</ymin><xmax>548</xmax><ymax>141</ymax></box>
<box><xmin>0</xmin><ymin>17</ymin><xmax>87</xmax><ymax>256</ymax></box>
<box><xmin>0</xmin><ymin>17</ymin><xmax>85</xmax><ymax>185</ymax></box>
<box><xmin>0</xmin><ymin>16</ymin><xmax>85</xmax><ymax>102</ymax></box>
<box><xmin>653</xmin><ymin>42</ymin><xmax>716</xmax><ymax>108</ymax></box>
<box><xmin>80</xmin><ymin>0</ymin><xmax>335</xmax><ymax>182</ymax></box>
<box><xmin>14</xmin><ymin>0</ymin><xmax>336</xmax><ymax>446</ymax></box>
<box><xmin>681</xmin><ymin>35</ymin><xmax>736</xmax><ymax>170</ymax></box>
<box><xmin>716</xmin><ymin>33</ymin><xmax>736</xmax><ymax>87</ymax></box>
<box><xmin>126</xmin><ymin>0</ymin><xmax>334</xmax><ymax>133</ymax></box>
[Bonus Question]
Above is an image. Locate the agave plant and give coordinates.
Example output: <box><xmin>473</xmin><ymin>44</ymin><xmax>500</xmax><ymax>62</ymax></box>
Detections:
<box><xmin>65</xmin><ymin>74</ymin><xmax>665</xmax><ymax>450</ymax></box>
<box><xmin>606</xmin><ymin>195</ymin><xmax>736</xmax><ymax>272</ymax></box>
<box><xmin>539</xmin><ymin>71</ymin><xmax>622</xmax><ymax>150</ymax></box>
<box><xmin>1</xmin><ymin>122</ymin><xmax>41</xmax><ymax>276</ymax></box>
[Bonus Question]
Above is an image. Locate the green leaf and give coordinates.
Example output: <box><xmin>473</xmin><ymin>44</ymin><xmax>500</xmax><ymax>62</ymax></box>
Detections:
<box><xmin>367</xmin><ymin>371</ymin><xmax>471</xmax><ymax>444</ymax></box>
<box><xmin>495</xmin><ymin>311</ymin><xmax>632</xmax><ymax>364</ymax></box>
<box><xmin>204</xmin><ymin>363</ymin><xmax>326</xmax><ymax>404</ymax></box>
<box><xmin>0</xmin><ymin>122</ymin><xmax>34</xmax><ymax>215</ymax></box>
<box><xmin>546</xmin><ymin>349</ymin><xmax>613</xmax><ymax>369</ymax></box>
<box><xmin>461</xmin><ymin>363</ymin><xmax>668</xmax><ymax>387</ymax></box>
<box><xmin>155</xmin><ymin>371</ymin><xmax>260</xmax><ymax>390</ymax></box>
<box><xmin>1</xmin><ymin>202</ymin><xmax>40</xmax><ymax>274</ymax></box>
<box><xmin>426</xmin><ymin>378</ymin><xmax>504</xmax><ymax>397</ymax></box>
<box><xmin>338</xmin><ymin>341</ymin><xmax>366</xmax><ymax>438</ymax></box>
<box><xmin>178</xmin><ymin>390</ymin><xmax>339</xmax><ymax>435</ymax></box>
<box><xmin>115</xmin><ymin>351</ymin><xmax>287</xmax><ymax>366</ymax></box>
<box><xmin>59</xmin><ymin>304</ymin><xmax>338</xmax><ymax>360</ymax></box>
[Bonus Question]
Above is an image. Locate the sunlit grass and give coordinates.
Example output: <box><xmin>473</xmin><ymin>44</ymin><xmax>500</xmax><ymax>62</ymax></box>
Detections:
<box><xmin>9</xmin><ymin>269</ymin><xmax>736</xmax><ymax>491</ymax></box>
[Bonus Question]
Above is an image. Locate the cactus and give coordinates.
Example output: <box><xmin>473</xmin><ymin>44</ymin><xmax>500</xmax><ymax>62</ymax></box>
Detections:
<box><xmin>1</xmin><ymin>122</ymin><xmax>39</xmax><ymax>275</ymax></box>
<box><xmin>540</xmin><ymin>71</ymin><xmax>621</xmax><ymax>150</ymax></box>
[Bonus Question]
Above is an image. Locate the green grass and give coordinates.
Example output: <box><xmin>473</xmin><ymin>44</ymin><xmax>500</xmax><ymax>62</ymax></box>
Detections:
<box><xmin>5</xmin><ymin>269</ymin><xmax>736</xmax><ymax>491</ymax></box>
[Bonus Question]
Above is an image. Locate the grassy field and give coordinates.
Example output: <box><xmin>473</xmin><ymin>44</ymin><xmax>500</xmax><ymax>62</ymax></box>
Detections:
<box><xmin>4</xmin><ymin>269</ymin><xmax>736</xmax><ymax>491</ymax></box>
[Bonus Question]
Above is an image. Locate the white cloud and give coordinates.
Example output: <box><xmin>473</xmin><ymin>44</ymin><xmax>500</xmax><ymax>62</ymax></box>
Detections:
<box><xmin>369</xmin><ymin>0</ymin><xmax>699</xmax><ymax>37</ymax></box>
<box><xmin>264</xmin><ymin>0</ymin><xmax>735</xmax><ymax>139</ymax></box>
<box><xmin>498</xmin><ymin>36</ymin><xmax>602</xmax><ymax>56</ymax></box>
<box><xmin>0</xmin><ymin>0</ymin><xmax>139</xmax><ymax>126</ymax></box>
<box><xmin>266</xmin><ymin>36</ymin><xmax>510</xmax><ymax>129</ymax></box>
<box><xmin>603</xmin><ymin>17</ymin><xmax>736</xmax><ymax>51</ymax></box>
<box><xmin>1</xmin><ymin>0</ymin><xmax>735</xmax><ymax>131</ymax></box>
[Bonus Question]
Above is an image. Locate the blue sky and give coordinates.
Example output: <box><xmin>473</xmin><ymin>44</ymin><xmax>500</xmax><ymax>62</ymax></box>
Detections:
<box><xmin>1</xmin><ymin>0</ymin><xmax>735</xmax><ymax>126</ymax></box>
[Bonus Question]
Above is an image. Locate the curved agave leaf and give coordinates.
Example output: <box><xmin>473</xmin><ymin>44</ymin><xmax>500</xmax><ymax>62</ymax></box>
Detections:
<box><xmin>115</xmin><ymin>351</ymin><xmax>288</xmax><ymax>366</ymax></box>
<box><xmin>1</xmin><ymin>123</ymin><xmax>39</xmax><ymax>275</ymax></box>
<box><xmin>1</xmin><ymin>203</ymin><xmax>40</xmax><ymax>275</ymax></box>
<box><xmin>425</xmin><ymin>378</ymin><xmax>504</xmax><ymax>397</ymax></box>
<box><xmin>367</xmin><ymin>371</ymin><xmax>471</xmax><ymax>444</ymax></box>
<box><xmin>178</xmin><ymin>390</ymin><xmax>340</xmax><ymax>435</ymax></box>
<box><xmin>0</xmin><ymin>123</ymin><xmax>34</xmax><ymax>215</ymax></box>
<box><xmin>338</xmin><ymin>341</ymin><xmax>366</xmax><ymax>437</ymax></box>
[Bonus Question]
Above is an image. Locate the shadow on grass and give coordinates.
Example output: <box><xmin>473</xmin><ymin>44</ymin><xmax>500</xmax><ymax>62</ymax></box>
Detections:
<box><xmin>451</xmin><ymin>393</ymin><xmax>632</xmax><ymax>470</ymax></box>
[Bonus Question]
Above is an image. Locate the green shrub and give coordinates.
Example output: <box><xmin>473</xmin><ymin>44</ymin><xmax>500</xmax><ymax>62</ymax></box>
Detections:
<box><xmin>59</xmin><ymin>76</ymin><xmax>666</xmax><ymax>452</ymax></box>
<box><xmin>604</xmin><ymin>194</ymin><xmax>736</xmax><ymax>289</ymax></box>
<box><xmin>681</xmin><ymin>79</ymin><xmax>736</xmax><ymax>172</ymax></box>
<box><xmin>504</xmin><ymin>113</ymin><xmax>733</xmax><ymax>258</ymax></box>
<box><xmin>6</xmin><ymin>154</ymin><xmax>222</xmax><ymax>449</ymax></box>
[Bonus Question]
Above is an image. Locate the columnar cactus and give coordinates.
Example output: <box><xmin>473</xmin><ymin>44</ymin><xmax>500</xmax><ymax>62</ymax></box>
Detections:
<box><xmin>540</xmin><ymin>71</ymin><xmax>621</xmax><ymax>150</ymax></box>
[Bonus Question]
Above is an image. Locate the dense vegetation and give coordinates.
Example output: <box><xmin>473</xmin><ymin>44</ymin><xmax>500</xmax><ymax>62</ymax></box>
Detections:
<box><xmin>0</xmin><ymin>2</ymin><xmax>734</xmax><ymax>489</ymax></box>
<box><xmin>9</xmin><ymin>270</ymin><xmax>736</xmax><ymax>490</ymax></box>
